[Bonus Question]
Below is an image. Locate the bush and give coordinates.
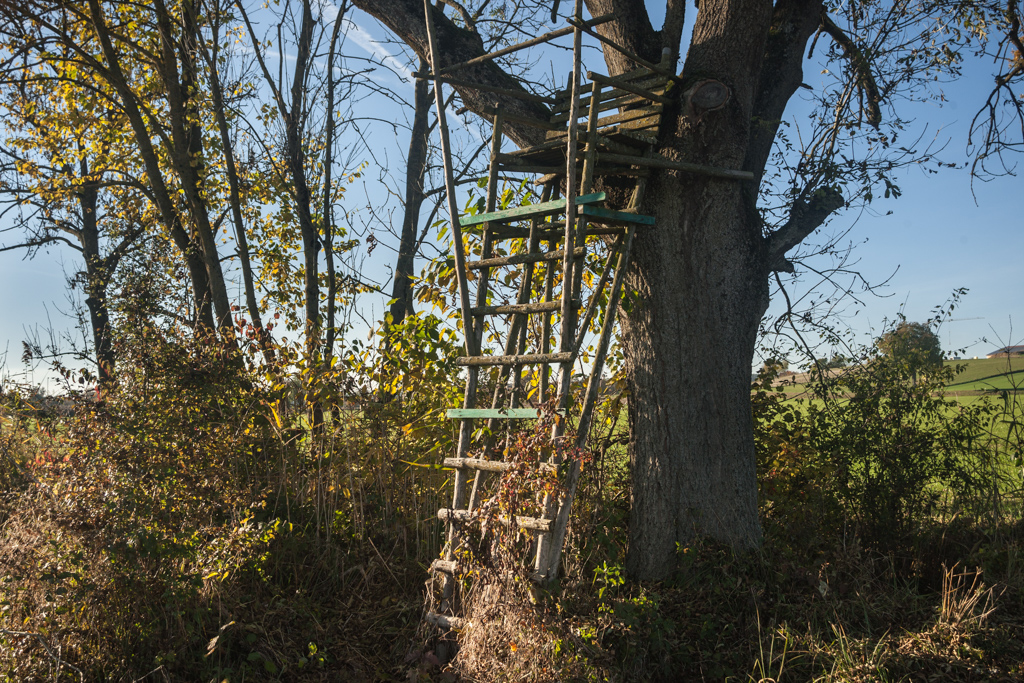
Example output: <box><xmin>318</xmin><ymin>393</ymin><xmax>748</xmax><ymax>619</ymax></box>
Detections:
<box><xmin>754</xmin><ymin>344</ymin><xmax>1001</xmax><ymax>550</ymax></box>
<box><xmin>0</xmin><ymin>318</ymin><xmax>458</xmax><ymax>680</ymax></box>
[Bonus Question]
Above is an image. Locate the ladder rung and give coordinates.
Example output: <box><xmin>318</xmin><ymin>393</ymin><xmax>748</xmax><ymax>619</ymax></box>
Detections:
<box><xmin>443</xmin><ymin>457</ymin><xmax>558</xmax><ymax>473</ymax></box>
<box><xmin>533</xmin><ymin>167</ymin><xmax>650</xmax><ymax>186</ymax></box>
<box><xmin>460</xmin><ymin>192</ymin><xmax>605</xmax><ymax>227</ymax></box>
<box><xmin>424</xmin><ymin>611</ymin><xmax>465</xmax><ymax>629</ymax></box>
<box><xmin>456</xmin><ymin>352</ymin><xmax>574</xmax><ymax>367</ymax></box>
<box><xmin>437</xmin><ymin>508</ymin><xmax>553</xmax><ymax>532</ymax></box>
<box><xmin>430</xmin><ymin>559</ymin><xmax>459</xmax><ymax>574</ymax></box>
<box><xmin>496</xmin><ymin>162</ymin><xmax>564</xmax><ymax>175</ymax></box>
<box><xmin>466</xmin><ymin>247</ymin><xmax>584</xmax><ymax>270</ymax></box>
<box><xmin>581</xmin><ymin>204</ymin><xmax>656</xmax><ymax>226</ymax></box>
<box><xmin>445</xmin><ymin>409</ymin><xmax>542</xmax><ymax>420</ymax></box>
<box><xmin>515</xmin><ymin>516</ymin><xmax>554</xmax><ymax>532</ymax></box>
<box><xmin>471</xmin><ymin>299</ymin><xmax>578</xmax><ymax>316</ymax></box>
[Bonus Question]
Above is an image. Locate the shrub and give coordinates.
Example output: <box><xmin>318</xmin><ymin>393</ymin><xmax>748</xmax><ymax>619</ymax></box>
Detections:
<box><xmin>754</xmin><ymin>344</ymin><xmax>1000</xmax><ymax>550</ymax></box>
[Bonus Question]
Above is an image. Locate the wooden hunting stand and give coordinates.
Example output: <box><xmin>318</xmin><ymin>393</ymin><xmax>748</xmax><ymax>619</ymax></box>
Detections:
<box><xmin>419</xmin><ymin>0</ymin><xmax>751</xmax><ymax>632</ymax></box>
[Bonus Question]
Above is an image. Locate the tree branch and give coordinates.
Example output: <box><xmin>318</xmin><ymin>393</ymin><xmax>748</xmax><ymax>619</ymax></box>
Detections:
<box><xmin>351</xmin><ymin>0</ymin><xmax>548</xmax><ymax>147</ymax></box>
<box><xmin>820</xmin><ymin>11</ymin><xmax>882</xmax><ymax>129</ymax></box>
<box><xmin>745</xmin><ymin>0</ymin><xmax>825</xmax><ymax>186</ymax></box>
<box><xmin>767</xmin><ymin>186</ymin><xmax>845</xmax><ymax>272</ymax></box>
<box><xmin>585</xmin><ymin>0</ymin><xmax>659</xmax><ymax>75</ymax></box>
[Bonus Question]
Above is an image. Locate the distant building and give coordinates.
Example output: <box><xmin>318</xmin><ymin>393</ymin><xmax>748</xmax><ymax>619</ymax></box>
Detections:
<box><xmin>986</xmin><ymin>345</ymin><xmax>1024</xmax><ymax>358</ymax></box>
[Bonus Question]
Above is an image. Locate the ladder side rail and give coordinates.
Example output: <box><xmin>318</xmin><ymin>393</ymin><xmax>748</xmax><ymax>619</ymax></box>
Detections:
<box><xmin>544</xmin><ymin>146</ymin><xmax>654</xmax><ymax>582</ymax></box>
<box><xmin>538</xmin><ymin>236</ymin><xmax>557</xmax><ymax>403</ymax></box>
<box><xmin>557</xmin><ymin>0</ymin><xmax>585</xmax><ymax>368</ymax></box>
<box><xmin>423</xmin><ymin>0</ymin><xmax>480</xmax><ymax>612</ymax></box>
<box><xmin>551</xmin><ymin>78</ymin><xmax>602</xmax><ymax>412</ymax></box>
<box><xmin>543</xmin><ymin>222</ymin><xmax>638</xmax><ymax>581</ymax></box>
<box><xmin>572</xmin><ymin>234</ymin><xmax>622</xmax><ymax>352</ymax></box>
<box><xmin>535</xmin><ymin>0</ymin><xmax>587</xmax><ymax>581</ymax></box>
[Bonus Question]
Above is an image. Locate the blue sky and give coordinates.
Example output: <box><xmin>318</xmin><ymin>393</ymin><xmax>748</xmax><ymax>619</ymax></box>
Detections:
<box><xmin>1</xmin><ymin>3</ymin><xmax>1020</xmax><ymax>389</ymax></box>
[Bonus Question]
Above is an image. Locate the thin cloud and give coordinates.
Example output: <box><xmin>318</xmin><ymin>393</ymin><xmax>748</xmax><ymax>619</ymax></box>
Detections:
<box><xmin>343</xmin><ymin>18</ymin><xmax>413</xmax><ymax>83</ymax></box>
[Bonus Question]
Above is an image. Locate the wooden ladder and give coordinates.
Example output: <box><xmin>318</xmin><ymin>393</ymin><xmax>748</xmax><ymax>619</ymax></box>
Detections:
<box><xmin>421</xmin><ymin>0</ymin><xmax>675</xmax><ymax>632</ymax></box>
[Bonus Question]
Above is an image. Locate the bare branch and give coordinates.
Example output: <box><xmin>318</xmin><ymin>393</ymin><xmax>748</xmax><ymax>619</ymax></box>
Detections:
<box><xmin>820</xmin><ymin>11</ymin><xmax>882</xmax><ymax>129</ymax></box>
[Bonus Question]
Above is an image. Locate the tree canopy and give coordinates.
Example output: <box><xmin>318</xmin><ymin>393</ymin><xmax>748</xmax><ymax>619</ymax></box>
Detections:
<box><xmin>878</xmin><ymin>320</ymin><xmax>944</xmax><ymax>374</ymax></box>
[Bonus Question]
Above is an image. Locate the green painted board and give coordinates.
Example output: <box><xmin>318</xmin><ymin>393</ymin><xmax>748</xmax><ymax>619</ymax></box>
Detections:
<box><xmin>446</xmin><ymin>408</ymin><xmax>561</xmax><ymax>419</ymax></box>
<box><xmin>581</xmin><ymin>204</ymin><xmax>656</xmax><ymax>225</ymax></box>
<box><xmin>460</xmin><ymin>192</ymin><xmax>606</xmax><ymax>227</ymax></box>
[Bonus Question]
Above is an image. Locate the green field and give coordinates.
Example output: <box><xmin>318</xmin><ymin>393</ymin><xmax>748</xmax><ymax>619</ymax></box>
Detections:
<box><xmin>767</xmin><ymin>355</ymin><xmax>1024</xmax><ymax>396</ymax></box>
<box><xmin>944</xmin><ymin>355</ymin><xmax>1024</xmax><ymax>391</ymax></box>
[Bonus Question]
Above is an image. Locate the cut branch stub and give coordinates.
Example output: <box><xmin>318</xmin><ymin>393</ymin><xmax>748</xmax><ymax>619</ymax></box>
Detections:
<box><xmin>683</xmin><ymin>79</ymin><xmax>730</xmax><ymax>121</ymax></box>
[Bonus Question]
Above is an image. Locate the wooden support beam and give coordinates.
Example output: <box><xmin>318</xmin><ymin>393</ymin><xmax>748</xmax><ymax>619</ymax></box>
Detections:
<box><xmin>587</xmin><ymin>71</ymin><xmax>671</xmax><ymax>104</ymax></box>
<box><xmin>551</xmin><ymin>77</ymin><xmax>668</xmax><ymax>116</ymax></box>
<box><xmin>433</xmin><ymin>14</ymin><xmax>615</xmax><ymax>75</ymax></box>
<box><xmin>599</xmin><ymin>152</ymin><xmax>755</xmax><ymax>180</ymax></box>
<box><xmin>549</xmin><ymin>87</ymin><xmax>668</xmax><ymax>124</ymax></box>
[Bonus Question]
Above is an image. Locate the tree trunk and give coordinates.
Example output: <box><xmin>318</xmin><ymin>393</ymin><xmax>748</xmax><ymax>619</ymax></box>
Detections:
<box><xmin>201</xmin><ymin>4</ymin><xmax>273</xmax><ymax>360</ymax></box>
<box><xmin>158</xmin><ymin>0</ymin><xmax>234</xmax><ymax>335</ymax></box>
<box><xmin>388</xmin><ymin>58</ymin><xmax>431</xmax><ymax>327</ymax></box>
<box><xmin>77</xmin><ymin>175</ymin><xmax>115</xmax><ymax>390</ymax></box>
<box><xmin>622</xmin><ymin>169</ymin><xmax>770</xmax><ymax>578</ymax></box>
<box><xmin>615</xmin><ymin>0</ymin><xmax>775</xmax><ymax>578</ymax></box>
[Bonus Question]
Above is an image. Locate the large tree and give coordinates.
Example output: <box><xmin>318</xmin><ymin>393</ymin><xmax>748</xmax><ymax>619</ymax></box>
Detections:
<box><xmin>351</xmin><ymin>0</ymin><xmax>1022</xmax><ymax>578</ymax></box>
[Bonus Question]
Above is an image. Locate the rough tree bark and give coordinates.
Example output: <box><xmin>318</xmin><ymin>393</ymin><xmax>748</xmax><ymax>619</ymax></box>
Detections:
<box><xmin>354</xmin><ymin>0</ymin><xmax>846</xmax><ymax>578</ymax></box>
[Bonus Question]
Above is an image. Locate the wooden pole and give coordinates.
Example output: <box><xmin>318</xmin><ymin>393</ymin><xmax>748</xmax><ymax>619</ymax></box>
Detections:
<box><xmin>536</xmin><ymin>0</ymin><xmax>585</xmax><ymax>581</ymax></box>
<box><xmin>435</xmin><ymin>14</ymin><xmax>614</xmax><ymax>75</ymax></box>
<box><xmin>424</xmin><ymin>0</ymin><xmax>477</xmax><ymax>611</ymax></box>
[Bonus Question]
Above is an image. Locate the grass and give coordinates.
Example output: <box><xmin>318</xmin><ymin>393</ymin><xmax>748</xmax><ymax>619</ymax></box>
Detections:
<box><xmin>944</xmin><ymin>356</ymin><xmax>1024</xmax><ymax>386</ymax></box>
